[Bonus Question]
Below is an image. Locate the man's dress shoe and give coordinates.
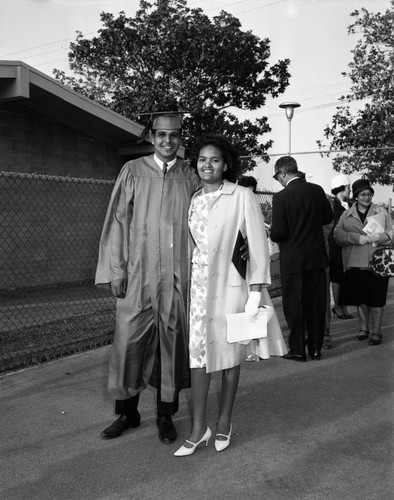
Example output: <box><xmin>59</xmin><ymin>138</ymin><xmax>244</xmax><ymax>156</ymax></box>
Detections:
<box><xmin>282</xmin><ymin>351</ymin><xmax>307</xmax><ymax>362</ymax></box>
<box><xmin>100</xmin><ymin>412</ymin><xmax>141</xmax><ymax>439</ymax></box>
<box><xmin>157</xmin><ymin>414</ymin><xmax>177</xmax><ymax>444</ymax></box>
<box><xmin>309</xmin><ymin>350</ymin><xmax>322</xmax><ymax>360</ymax></box>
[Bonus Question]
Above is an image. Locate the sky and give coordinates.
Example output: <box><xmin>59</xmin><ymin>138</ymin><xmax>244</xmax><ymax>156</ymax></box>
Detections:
<box><xmin>1</xmin><ymin>0</ymin><xmax>392</xmax><ymax>201</ymax></box>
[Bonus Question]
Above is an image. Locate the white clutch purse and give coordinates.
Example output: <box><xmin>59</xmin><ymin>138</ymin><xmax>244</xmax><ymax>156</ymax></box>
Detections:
<box><xmin>226</xmin><ymin>306</ymin><xmax>273</xmax><ymax>344</ymax></box>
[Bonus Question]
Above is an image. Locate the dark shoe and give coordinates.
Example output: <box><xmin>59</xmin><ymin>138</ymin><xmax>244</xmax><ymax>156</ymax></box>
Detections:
<box><xmin>308</xmin><ymin>350</ymin><xmax>321</xmax><ymax>360</ymax></box>
<box><xmin>368</xmin><ymin>333</ymin><xmax>382</xmax><ymax>346</ymax></box>
<box><xmin>100</xmin><ymin>412</ymin><xmax>141</xmax><ymax>439</ymax></box>
<box><xmin>157</xmin><ymin>414</ymin><xmax>177</xmax><ymax>444</ymax></box>
<box><xmin>355</xmin><ymin>330</ymin><xmax>369</xmax><ymax>341</ymax></box>
<box><xmin>282</xmin><ymin>351</ymin><xmax>307</xmax><ymax>362</ymax></box>
<box><xmin>332</xmin><ymin>307</ymin><xmax>352</xmax><ymax>320</ymax></box>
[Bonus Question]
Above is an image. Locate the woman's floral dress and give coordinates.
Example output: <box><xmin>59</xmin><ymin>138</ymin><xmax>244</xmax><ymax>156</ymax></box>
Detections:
<box><xmin>188</xmin><ymin>190</ymin><xmax>221</xmax><ymax>368</ymax></box>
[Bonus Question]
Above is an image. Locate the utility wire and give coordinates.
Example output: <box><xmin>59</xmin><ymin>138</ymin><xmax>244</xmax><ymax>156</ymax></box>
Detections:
<box><xmin>265</xmin><ymin>99</ymin><xmax>355</xmax><ymax>118</ymax></box>
<box><xmin>0</xmin><ymin>0</ymin><xmax>360</xmax><ymax>114</ymax></box>
<box><xmin>0</xmin><ymin>34</ymin><xmax>95</xmax><ymax>59</ymax></box>
<box><xmin>240</xmin><ymin>146</ymin><xmax>394</xmax><ymax>160</ymax></box>
<box><xmin>0</xmin><ymin>0</ymin><xmax>285</xmax><ymax>59</ymax></box>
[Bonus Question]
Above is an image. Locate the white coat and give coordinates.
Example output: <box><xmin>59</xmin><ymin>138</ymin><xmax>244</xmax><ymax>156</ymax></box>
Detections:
<box><xmin>189</xmin><ymin>180</ymin><xmax>271</xmax><ymax>373</ymax></box>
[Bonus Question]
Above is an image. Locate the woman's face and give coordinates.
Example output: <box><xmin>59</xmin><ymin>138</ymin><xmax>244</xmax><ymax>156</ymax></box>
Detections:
<box><xmin>356</xmin><ymin>189</ymin><xmax>373</xmax><ymax>208</ymax></box>
<box><xmin>197</xmin><ymin>145</ymin><xmax>227</xmax><ymax>187</ymax></box>
<box><xmin>343</xmin><ymin>185</ymin><xmax>351</xmax><ymax>198</ymax></box>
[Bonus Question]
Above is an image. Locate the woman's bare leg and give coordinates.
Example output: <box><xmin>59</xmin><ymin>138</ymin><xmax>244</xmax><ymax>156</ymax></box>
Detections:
<box><xmin>216</xmin><ymin>365</ymin><xmax>241</xmax><ymax>439</ymax></box>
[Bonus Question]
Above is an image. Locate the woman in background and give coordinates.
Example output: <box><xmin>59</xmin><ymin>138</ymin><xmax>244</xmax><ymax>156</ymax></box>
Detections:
<box><xmin>328</xmin><ymin>174</ymin><xmax>353</xmax><ymax>320</ymax></box>
<box><xmin>238</xmin><ymin>174</ymin><xmax>283</xmax><ymax>360</ymax></box>
<box><xmin>334</xmin><ymin>179</ymin><xmax>393</xmax><ymax>346</ymax></box>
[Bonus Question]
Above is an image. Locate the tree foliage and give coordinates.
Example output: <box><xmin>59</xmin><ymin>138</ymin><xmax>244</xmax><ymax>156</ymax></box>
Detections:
<box><xmin>318</xmin><ymin>2</ymin><xmax>394</xmax><ymax>185</ymax></box>
<box><xmin>54</xmin><ymin>0</ymin><xmax>290</xmax><ymax>164</ymax></box>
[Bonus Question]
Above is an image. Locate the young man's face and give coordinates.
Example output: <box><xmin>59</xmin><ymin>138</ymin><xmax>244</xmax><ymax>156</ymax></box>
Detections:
<box><xmin>151</xmin><ymin>128</ymin><xmax>181</xmax><ymax>163</ymax></box>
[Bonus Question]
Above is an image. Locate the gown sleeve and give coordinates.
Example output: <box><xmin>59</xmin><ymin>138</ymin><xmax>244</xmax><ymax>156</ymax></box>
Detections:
<box><xmin>95</xmin><ymin>163</ymin><xmax>134</xmax><ymax>287</ymax></box>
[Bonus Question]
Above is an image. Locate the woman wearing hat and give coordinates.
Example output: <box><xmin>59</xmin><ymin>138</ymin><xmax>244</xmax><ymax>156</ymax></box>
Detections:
<box><xmin>334</xmin><ymin>179</ymin><xmax>393</xmax><ymax>345</ymax></box>
<box><xmin>328</xmin><ymin>174</ymin><xmax>353</xmax><ymax>321</ymax></box>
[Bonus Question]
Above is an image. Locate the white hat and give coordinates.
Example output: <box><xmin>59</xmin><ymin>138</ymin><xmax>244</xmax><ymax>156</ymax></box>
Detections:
<box><xmin>331</xmin><ymin>174</ymin><xmax>350</xmax><ymax>190</ymax></box>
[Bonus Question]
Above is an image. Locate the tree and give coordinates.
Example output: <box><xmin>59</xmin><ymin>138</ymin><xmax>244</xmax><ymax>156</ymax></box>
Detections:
<box><xmin>54</xmin><ymin>0</ymin><xmax>290</xmax><ymax>164</ymax></box>
<box><xmin>318</xmin><ymin>2</ymin><xmax>394</xmax><ymax>185</ymax></box>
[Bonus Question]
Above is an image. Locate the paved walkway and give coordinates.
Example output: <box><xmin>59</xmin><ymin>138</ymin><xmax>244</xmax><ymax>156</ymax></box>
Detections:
<box><xmin>1</xmin><ymin>285</ymin><xmax>393</xmax><ymax>500</ymax></box>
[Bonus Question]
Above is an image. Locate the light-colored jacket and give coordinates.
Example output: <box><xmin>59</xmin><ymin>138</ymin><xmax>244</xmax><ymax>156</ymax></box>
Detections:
<box><xmin>333</xmin><ymin>202</ymin><xmax>393</xmax><ymax>270</ymax></box>
<box><xmin>189</xmin><ymin>180</ymin><xmax>270</xmax><ymax>373</ymax></box>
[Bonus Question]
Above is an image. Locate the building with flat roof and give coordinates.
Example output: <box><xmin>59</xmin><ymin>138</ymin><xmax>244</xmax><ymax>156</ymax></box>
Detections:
<box><xmin>0</xmin><ymin>60</ymin><xmax>174</xmax><ymax>179</ymax></box>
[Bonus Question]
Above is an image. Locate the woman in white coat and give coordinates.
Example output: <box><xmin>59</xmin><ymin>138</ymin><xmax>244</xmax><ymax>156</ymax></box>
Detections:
<box><xmin>175</xmin><ymin>134</ymin><xmax>278</xmax><ymax>457</ymax></box>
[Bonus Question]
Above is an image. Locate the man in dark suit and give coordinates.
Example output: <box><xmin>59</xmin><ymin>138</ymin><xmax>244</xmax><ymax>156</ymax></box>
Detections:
<box><xmin>270</xmin><ymin>156</ymin><xmax>333</xmax><ymax>361</ymax></box>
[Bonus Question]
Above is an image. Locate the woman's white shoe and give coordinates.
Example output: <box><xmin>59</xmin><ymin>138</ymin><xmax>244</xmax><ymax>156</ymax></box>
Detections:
<box><xmin>174</xmin><ymin>427</ymin><xmax>212</xmax><ymax>457</ymax></box>
<box><xmin>214</xmin><ymin>424</ymin><xmax>232</xmax><ymax>452</ymax></box>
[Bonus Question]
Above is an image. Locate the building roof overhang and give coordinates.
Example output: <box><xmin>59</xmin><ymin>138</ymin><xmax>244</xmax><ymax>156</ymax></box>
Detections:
<box><xmin>0</xmin><ymin>61</ymin><xmax>184</xmax><ymax>157</ymax></box>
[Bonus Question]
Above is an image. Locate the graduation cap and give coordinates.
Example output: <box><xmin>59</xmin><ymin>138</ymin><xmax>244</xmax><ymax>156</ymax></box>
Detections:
<box><xmin>137</xmin><ymin>111</ymin><xmax>190</xmax><ymax>143</ymax></box>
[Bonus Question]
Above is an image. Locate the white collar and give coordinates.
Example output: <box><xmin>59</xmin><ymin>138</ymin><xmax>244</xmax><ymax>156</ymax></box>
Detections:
<box><xmin>286</xmin><ymin>176</ymin><xmax>299</xmax><ymax>186</ymax></box>
<box><xmin>154</xmin><ymin>155</ymin><xmax>177</xmax><ymax>171</ymax></box>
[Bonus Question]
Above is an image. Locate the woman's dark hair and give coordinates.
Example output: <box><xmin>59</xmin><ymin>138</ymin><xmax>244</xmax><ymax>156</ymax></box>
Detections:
<box><xmin>331</xmin><ymin>185</ymin><xmax>347</xmax><ymax>196</ymax></box>
<box><xmin>189</xmin><ymin>134</ymin><xmax>241</xmax><ymax>183</ymax></box>
<box><xmin>238</xmin><ymin>175</ymin><xmax>258</xmax><ymax>192</ymax></box>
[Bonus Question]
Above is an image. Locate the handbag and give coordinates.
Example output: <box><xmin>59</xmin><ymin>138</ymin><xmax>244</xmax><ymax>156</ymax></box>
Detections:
<box><xmin>232</xmin><ymin>230</ymin><xmax>247</xmax><ymax>279</ymax></box>
<box><xmin>369</xmin><ymin>246</ymin><xmax>394</xmax><ymax>277</ymax></box>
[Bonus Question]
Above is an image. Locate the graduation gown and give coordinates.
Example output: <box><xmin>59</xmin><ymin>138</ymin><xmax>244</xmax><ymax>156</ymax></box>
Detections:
<box><xmin>95</xmin><ymin>155</ymin><xmax>200</xmax><ymax>402</ymax></box>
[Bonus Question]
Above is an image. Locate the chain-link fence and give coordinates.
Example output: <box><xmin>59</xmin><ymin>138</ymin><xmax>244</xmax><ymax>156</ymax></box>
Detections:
<box><xmin>0</xmin><ymin>171</ymin><xmax>279</xmax><ymax>372</ymax></box>
<box><xmin>255</xmin><ymin>190</ymin><xmax>281</xmax><ymax>296</ymax></box>
<box><xmin>0</xmin><ymin>171</ymin><xmax>116</xmax><ymax>371</ymax></box>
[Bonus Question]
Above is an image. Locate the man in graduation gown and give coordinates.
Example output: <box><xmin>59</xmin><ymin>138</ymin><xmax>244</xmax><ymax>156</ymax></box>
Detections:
<box><xmin>95</xmin><ymin>113</ymin><xmax>200</xmax><ymax>443</ymax></box>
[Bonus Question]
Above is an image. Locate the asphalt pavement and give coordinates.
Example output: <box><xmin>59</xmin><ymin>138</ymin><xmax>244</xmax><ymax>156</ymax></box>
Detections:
<box><xmin>1</xmin><ymin>291</ymin><xmax>393</xmax><ymax>500</ymax></box>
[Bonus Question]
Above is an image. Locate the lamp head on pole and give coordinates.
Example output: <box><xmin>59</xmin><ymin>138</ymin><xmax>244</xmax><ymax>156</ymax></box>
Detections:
<box><xmin>279</xmin><ymin>101</ymin><xmax>301</xmax><ymax>121</ymax></box>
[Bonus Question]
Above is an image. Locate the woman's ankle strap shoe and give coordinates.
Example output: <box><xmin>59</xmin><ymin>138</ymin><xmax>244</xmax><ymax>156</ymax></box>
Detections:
<box><xmin>214</xmin><ymin>424</ymin><xmax>232</xmax><ymax>452</ymax></box>
<box><xmin>355</xmin><ymin>330</ymin><xmax>369</xmax><ymax>341</ymax></box>
<box><xmin>369</xmin><ymin>333</ymin><xmax>382</xmax><ymax>346</ymax></box>
<box><xmin>174</xmin><ymin>427</ymin><xmax>212</xmax><ymax>457</ymax></box>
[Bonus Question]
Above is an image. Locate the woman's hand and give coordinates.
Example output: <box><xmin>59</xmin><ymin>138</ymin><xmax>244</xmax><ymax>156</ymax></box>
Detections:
<box><xmin>366</xmin><ymin>232</ymin><xmax>380</xmax><ymax>243</ymax></box>
<box><xmin>359</xmin><ymin>235</ymin><xmax>369</xmax><ymax>245</ymax></box>
<box><xmin>111</xmin><ymin>278</ymin><xmax>127</xmax><ymax>298</ymax></box>
<box><xmin>245</xmin><ymin>291</ymin><xmax>261</xmax><ymax>320</ymax></box>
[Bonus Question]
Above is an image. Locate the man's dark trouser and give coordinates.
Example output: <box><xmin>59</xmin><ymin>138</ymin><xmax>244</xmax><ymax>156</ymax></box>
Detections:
<box><xmin>115</xmin><ymin>342</ymin><xmax>179</xmax><ymax>417</ymax></box>
<box><xmin>281</xmin><ymin>267</ymin><xmax>327</xmax><ymax>356</ymax></box>
<box><xmin>115</xmin><ymin>391</ymin><xmax>179</xmax><ymax>417</ymax></box>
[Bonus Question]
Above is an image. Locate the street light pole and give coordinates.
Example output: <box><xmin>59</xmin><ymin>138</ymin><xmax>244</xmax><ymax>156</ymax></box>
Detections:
<box><xmin>279</xmin><ymin>102</ymin><xmax>300</xmax><ymax>155</ymax></box>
